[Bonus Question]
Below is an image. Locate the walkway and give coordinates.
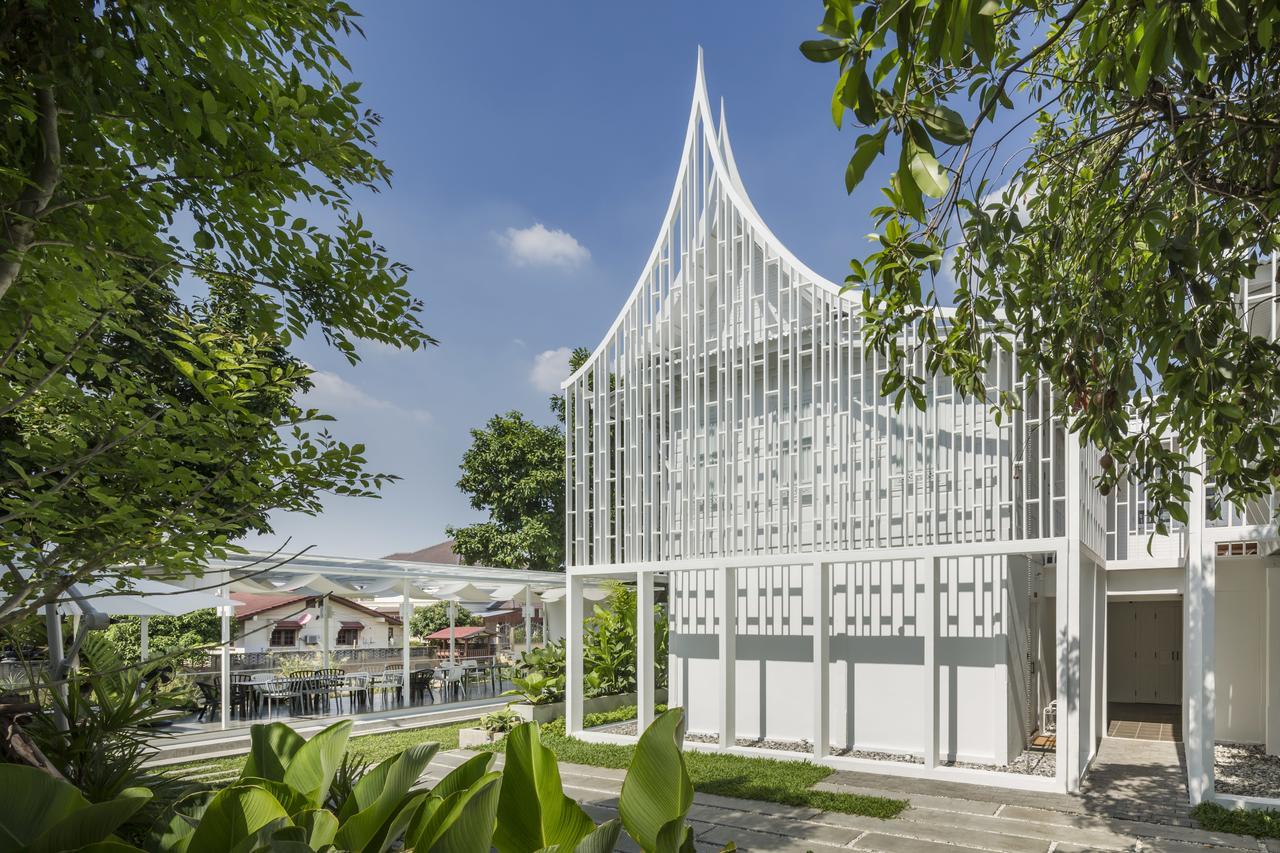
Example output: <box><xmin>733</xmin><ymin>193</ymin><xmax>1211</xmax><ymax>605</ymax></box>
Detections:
<box><xmin>419</xmin><ymin>743</ymin><xmax>1275</xmax><ymax>852</ymax></box>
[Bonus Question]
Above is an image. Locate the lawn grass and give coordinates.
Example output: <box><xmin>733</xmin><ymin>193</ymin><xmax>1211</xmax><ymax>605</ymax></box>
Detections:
<box><xmin>155</xmin><ymin>716</ymin><xmax>475</xmax><ymax>780</ymax></box>
<box><xmin>479</xmin><ymin>707</ymin><xmax>907</xmax><ymax>820</ymax></box>
<box><xmin>156</xmin><ymin>707</ymin><xmax>907</xmax><ymax>821</ymax></box>
<box><xmin>1191</xmin><ymin>802</ymin><xmax>1280</xmax><ymax>840</ymax></box>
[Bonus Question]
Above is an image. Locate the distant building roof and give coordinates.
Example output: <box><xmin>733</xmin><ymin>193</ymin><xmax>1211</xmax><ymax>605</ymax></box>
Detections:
<box><xmin>423</xmin><ymin>625</ymin><xmax>492</xmax><ymax>640</ymax></box>
<box><xmin>382</xmin><ymin>539</ymin><xmax>464</xmax><ymax>564</ymax></box>
<box><xmin>230</xmin><ymin>592</ymin><xmax>402</xmax><ymax>625</ymax></box>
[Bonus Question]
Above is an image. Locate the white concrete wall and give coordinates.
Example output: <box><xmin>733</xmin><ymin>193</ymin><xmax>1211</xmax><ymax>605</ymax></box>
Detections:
<box><xmin>670</xmin><ymin>555</ymin><xmax>1033</xmax><ymax>764</ymax></box>
<box><xmin>1215</xmin><ymin>559</ymin><xmax>1267</xmax><ymax>744</ymax></box>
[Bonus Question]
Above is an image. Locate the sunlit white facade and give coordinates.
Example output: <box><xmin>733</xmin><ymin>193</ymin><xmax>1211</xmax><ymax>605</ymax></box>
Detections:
<box><xmin>562</xmin><ymin>55</ymin><xmax>1279</xmax><ymax>805</ymax></box>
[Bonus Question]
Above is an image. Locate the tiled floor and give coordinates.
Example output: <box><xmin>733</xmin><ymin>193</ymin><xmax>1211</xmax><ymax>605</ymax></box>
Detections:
<box><xmin>1107</xmin><ymin>701</ymin><xmax>1182</xmax><ymax>742</ymax></box>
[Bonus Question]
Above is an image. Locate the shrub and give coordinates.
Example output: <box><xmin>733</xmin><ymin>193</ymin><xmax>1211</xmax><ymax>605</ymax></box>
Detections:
<box><xmin>1192</xmin><ymin>802</ymin><xmax>1280</xmax><ymax>839</ymax></box>
<box><xmin>480</xmin><ymin>707</ymin><xmax>524</xmax><ymax>734</ymax></box>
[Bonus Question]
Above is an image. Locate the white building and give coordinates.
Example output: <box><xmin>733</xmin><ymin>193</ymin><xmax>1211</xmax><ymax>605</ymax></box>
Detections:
<box><xmin>561</xmin><ymin>55</ymin><xmax>1279</xmax><ymax>807</ymax></box>
<box><xmin>232</xmin><ymin>592</ymin><xmax>404</xmax><ymax>653</ymax></box>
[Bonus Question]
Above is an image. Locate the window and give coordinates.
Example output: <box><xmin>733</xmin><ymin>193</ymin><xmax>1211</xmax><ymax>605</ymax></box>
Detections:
<box><xmin>269</xmin><ymin>628</ymin><xmax>297</xmax><ymax>647</ymax></box>
<box><xmin>336</xmin><ymin>627</ymin><xmax>361</xmax><ymax>646</ymax></box>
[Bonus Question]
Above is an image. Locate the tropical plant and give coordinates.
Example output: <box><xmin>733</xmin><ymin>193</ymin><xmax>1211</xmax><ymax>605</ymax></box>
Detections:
<box><xmin>479</xmin><ymin>707</ymin><xmax>524</xmax><ymax>735</ymax></box>
<box><xmin>1</xmin><ymin>0</ymin><xmax>432</xmax><ymax>634</ymax></box>
<box><xmin>141</xmin><ymin>708</ymin><xmax>716</xmax><ymax>852</ymax></box>
<box><xmin>0</xmin><ymin>764</ymin><xmax>152</xmax><ymax>852</ymax></box>
<box><xmin>275</xmin><ymin>653</ymin><xmax>323</xmax><ymax>677</ymax></box>
<box><xmin>505</xmin><ymin>670</ymin><xmax>565</xmax><ymax>707</ymax></box>
<box><xmin>801</xmin><ymin>0</ymin><xmax>1280</xmax><ymax>527</ymax></box>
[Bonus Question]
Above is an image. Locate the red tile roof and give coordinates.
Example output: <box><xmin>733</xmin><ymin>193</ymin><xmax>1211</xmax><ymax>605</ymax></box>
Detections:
<box><xmin>231</xmin><ymin>592</ymin><xmax>402</xmax><ymax>625</ymax></box>
<box><xmin>423</xmin><ymin>625</ymin><xmax>492</xmax><ymax>640</ymax></box>
<box><xmin>382</xmin><ymin>539</ymin><xmax>463</xmax><ymax>564</ymax></box>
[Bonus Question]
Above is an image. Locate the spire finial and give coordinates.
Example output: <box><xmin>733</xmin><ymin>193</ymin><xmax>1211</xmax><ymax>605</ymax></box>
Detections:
<box><xmin>694</xmin><ymin>45</ymin><xmax>708</xmax><ymax>101</ymax></box>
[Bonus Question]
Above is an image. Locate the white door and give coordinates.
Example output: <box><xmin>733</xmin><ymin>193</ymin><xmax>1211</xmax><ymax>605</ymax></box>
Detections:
<box><xmin>1108</xmin><ymin>601</ymin><xmax>1182</xmax><ymax>705</ymax></box>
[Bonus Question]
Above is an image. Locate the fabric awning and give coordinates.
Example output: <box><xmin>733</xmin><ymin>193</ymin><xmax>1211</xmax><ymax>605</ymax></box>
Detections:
<box><xmin>58</xmin><ymin>577</ymin><xmax>236</xmax><ymax>617</ymax></box>
<box><xmin>339</xmin><ymin>621</ymin><xmax>364</xmax><ymax>629</ymax></box>
<box><xmin>274</xmin><ymin>620</ymin><xmax>303</xmax><ymax>629</ymax></box>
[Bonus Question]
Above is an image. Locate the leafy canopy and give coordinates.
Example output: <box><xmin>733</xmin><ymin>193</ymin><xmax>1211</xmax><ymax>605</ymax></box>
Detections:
<box><xmin>1</xmin><ymin>0</ymin><xmax>431</xmax><ymax>625</ymax></box>
<box><xmin>447</xmin><ymin>412</ymin><xmax>567</xmax><ymax>572</ymax></box>
<box><xmin>803</xmin><ymin>0</ymin><xmax>1280</xmax><ymax>527</ymax></box>
<box><xmin>409</xmin><ymin>601</ymin><xmax>482</xmax><ymax>639</ymax></box>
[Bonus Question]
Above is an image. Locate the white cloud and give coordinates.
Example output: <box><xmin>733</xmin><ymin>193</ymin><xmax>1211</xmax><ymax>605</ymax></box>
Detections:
<box><xmin>529</xmin><ymin>347</ymin><xmax>574</xmax><ymax>393</ymax></box>
<box><xmin>500</xmin><ymin>223</ymin><xmax>590</xmax><ymax>269</ymax></box>
<box><xmin>304</xmin><ymin>370</ymin><xmax>432</xmax><ymax>424</ymax></box>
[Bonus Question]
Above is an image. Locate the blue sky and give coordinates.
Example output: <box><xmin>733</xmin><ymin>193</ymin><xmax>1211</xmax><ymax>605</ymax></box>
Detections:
<box><xmin>243</xmin><ymin>2</ymin><xmax>944</xmax><ymax>558</ymax></box>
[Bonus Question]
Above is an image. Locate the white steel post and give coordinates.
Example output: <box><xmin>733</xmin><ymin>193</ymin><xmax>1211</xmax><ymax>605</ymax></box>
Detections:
<box><xmin>718</xmin><ymin>565</ymin><xmax>737</xmax><ymax>749</ymax></box>
<box><xmin>923</xmin><ymin>556</ymin><xmax>938</xmax><ymax>768</ymax></box>
<box><xmin>401</xmin><ymin>579</ymin><xmax>412</xmax><ymax>703</ymax></box>
<box><xmin>1055</xmin><ymin>541</ymin><xmax>1072</xmax><ymax>793</ymax></box>
<box><xmin>219</xmin><ymin>570</ymin><xmax>231</xmax><ymax>729</ymax></box>
<box><xmin>566</xmin><ymin>574</ymin><xmax>585</xmax><ymax>734</ymax></box>
<box><xmin>811</xmin><ymin>561</ymin><xmax>830</xmax><ymax>760</ymax></box>
<box><xmin>1061</xmin><ymin>437</ymin><xmax>1083</xmax><ymax>792</ymax></box>
<box><xmin>321</xmin><ymin>594</ymin><xmax>331</xmax><ymax>669</ymax></box>
<box><xmin>1266</xmin><ymin>563</ymin><xmax>1279</xmax><ymax>757</ymax></box>
<box><xmin>1185</xmin><ymin>446</ymin><xmax>1215</xmax><ymax>802</ymax></box>
<box><xmin>524</xmin><ymin>586</ymin><xmax>534</xmax><ymax>655</ymax></box>
<box><xmin>637</xmin><ymin>570</ymin><xmax>656</xmax><ymax>734</ymax></box>
<box><xmin>448</xmin><ymin>600</ymin><xmax>457</xmax><ymax>665</ymax></box>
<box><xmin>139</xmin><ymin>615</ymin><xmax>150</xmax><ymax>661</ymax></box>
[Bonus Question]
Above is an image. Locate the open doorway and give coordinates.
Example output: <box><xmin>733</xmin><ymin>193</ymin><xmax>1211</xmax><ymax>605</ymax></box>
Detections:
<box><xmin>1107</xmin><ymin>600</ymin><xmax>1183</xmax><ymax>741</ymax></box>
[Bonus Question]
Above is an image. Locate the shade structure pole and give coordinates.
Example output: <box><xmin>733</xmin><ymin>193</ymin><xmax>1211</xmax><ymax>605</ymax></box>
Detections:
<box><xmin>321</xmin><ymin>594</ymin><xmax>331</xmax><ymax>669</ymax></box>
<box><xmin>637</xmin><ymin>570</ymin><xmax>655</xmax><ymax>734</ymax></box>
<box><xmin>524</xmin><ymin>586</ymin><xmax>534</xmax><ymax>655</ymax></box>
<box><xmin>401</xmin><ymin>579</ymin><xmax>412</xmax><ymax>702</ymax></box>
<box><xmin>718</xmin><ymin>566</ymin><xmax>737</xmax><ymax>749</ymax></box>
<box><xmin>566</xmin><ymin>574</ymin><xmax>585</xmax><ymax>735</ymax></box>
<box><xmin>448</xmin><ymin>601</ymin><xmax>456</xmax><ymax>665</ymax></box>
<box><xmin>811</xmin><ymin>561</ymin><xmax>830</xmax><ymax>760</ymax></box>
<box><xmin>1185</xmin><ymin>445</ymin><xmax>1215</xmax><ymax>803</ymax></box>
<box><xmin>139</xmin><ymin>616</ymin><xmax>150</xmax><ymax>661</ymax></box>
<box><xmin>43</xmin><ymin>602</ymin><xmax>68</xmax><ymax>732</ymax></box>
<box><xmin>219</xmin><ymin>570</ymin><xmax>231</xmax><ymax>730</ymax></box>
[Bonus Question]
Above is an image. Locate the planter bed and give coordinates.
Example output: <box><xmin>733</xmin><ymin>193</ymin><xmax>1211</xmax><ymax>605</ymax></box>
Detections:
<box><xmin>1215</xmin><ymin>742</ymin><xmax>1280</xmax><ymax>798</ymax></box>
<box><xmin>511</xmin><ymin>689</ymin><xmax>668</xmax><ymax>724</ymax></box>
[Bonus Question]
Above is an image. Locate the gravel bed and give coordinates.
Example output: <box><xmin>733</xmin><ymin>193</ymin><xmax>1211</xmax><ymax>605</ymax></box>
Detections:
<box><xmin>1214</xmin><ymin>742</ymin><xmax>1280</xmax><ymax>798</ymax></box>
<box><xmin>946</xmin><ymin>748</ymin><xmax>1056</xmax><ymax>777</ymax></box>
<box><xmin>591</xmin><ymin>723</ymin><xmax>1054</xmax><ymax>777</ymax></box>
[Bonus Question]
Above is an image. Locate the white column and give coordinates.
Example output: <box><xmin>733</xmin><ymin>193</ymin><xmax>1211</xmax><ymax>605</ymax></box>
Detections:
<box><xmin>448</xmin><ymin>601</ymin><xmax>457</xmax><ymax>665</ymax></box>
<box><xmin>1061</xmin><ymin>436</ymin><xmax>1083</xmax><ymax>793</ymax></box>
<box><xmin>1055</xmin><ymin>542</ymin><xmax>1072</xmax><ymax>792</ymax></box>
<box><xmin>401</xmin><ymin>579</ymin><xmax>412</xmax><ymax>701</ymax></box>
<box><xmin>637</xmin><ymin>571</ymin><xmax>655</xmax><ymax>734</ymax></box>
<box><xmin>321</xmin><ymin>594</ymin><xmax>331</xmax><ymax>669</ymax></box>
<box><xmin>718</xmin><ymin>565</ymin><xmax>736</xmax><ymax>749</ymax></box>
<box><xmin>1266</xmin><ymin>563</ymin><xmax>1279</xmax><ymax>757</ymax></box>
<box><xmin>219</xmin><ymin>570</ymin><xmax>231</xmax><ymax>730</ymax></box>
<box><xmin>923</xmin><ymin>557</ymin><xmax>938</xmax><ymax>768</ymax></box>
<box><xmin>812</xmin><ymin>561</ymin><xmax>830</xmax><ymax>760</ymax></box>
<box><xmin>566</xmin><ymin>574</ymin><xmax>585</xmax><ymax>734</ymax></box>
<box><xmin>524</xmin><ymin>586</ymin><xmax>534</xmax><ymax>654</ymax></box>
<box><xmin>1185</xmin><ymin>446</ymin><xmax>1215</xmax><ymax>803</ymax></box>
<box><xmin>139</xmin><ymin>616</ymin><xmax>150</xmax><ymax>661</ymax></box>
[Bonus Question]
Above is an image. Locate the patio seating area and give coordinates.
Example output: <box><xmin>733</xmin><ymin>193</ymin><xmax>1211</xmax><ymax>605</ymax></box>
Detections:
<box><xmin>188</xmin><ymin>659</ymin><xmax>512</xmax><ymax>726</ymax></box>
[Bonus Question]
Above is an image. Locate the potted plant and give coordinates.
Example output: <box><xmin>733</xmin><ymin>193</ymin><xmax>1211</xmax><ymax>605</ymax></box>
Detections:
<box><xmin>459</xmin><ymin>706</ymin><xmax>523</xmax><ymax>747</ymax></box>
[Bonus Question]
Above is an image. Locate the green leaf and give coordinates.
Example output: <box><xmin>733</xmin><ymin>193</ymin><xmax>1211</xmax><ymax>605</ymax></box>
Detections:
<box><xmin>493</xmin><ymin>723</ymin><xmax>597</xmax><ymax>853</ymax></box>
<box><xmin>193</xmin><ymin>230</ymin><xmax>215</xmax><ymax>250</ymax></box>
<box><xmin>618</xmin><ymin>709</ymin><xmax>694</xmax><ymax>852</ymax></box>
<box><xmin>571</xmin><ymin>819</ymin><xmax>622</xmax><ymax>853</ymax></box>
<box><xmin>918</xmin><ymin>103</ymin><xmax>970</xmax><ymax>145</ymax></box>
<box><xmin>335</xmin><ymin>741</ymin><xmax>438</xmax><ymax>852</ymax></box>
<box><xmin>281</xmin><ymin>719</ymin><xmax>352</xmax><ymax>807</ymax></box>
<box><xmin>183</xmin><ymin>785</ymin><xmax>291</xmax><ymax>853</ymax></box>
<box><xmin>406</xmin><ymin>774</ymin><xmax>503</xmax><ymax>853</ymax></box>
<box><xmin>799</xmin><ymin>39</ymin><xmax>846</xmax><ymax>62</ymax></box>
<box><xmin>908</xmin><ymin>148</ymin><xmax>949</xmax><ymax>198</ymax></box>
<box><xmin>845</xmin><ymin>126</ymin><xmax>887</xmax><ymax>194</ymax></box>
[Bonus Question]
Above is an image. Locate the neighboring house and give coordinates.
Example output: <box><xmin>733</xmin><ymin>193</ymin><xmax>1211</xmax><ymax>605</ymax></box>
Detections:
<box><xmin>232</xmin><ymin>592</ymin><xmax>404</xmax><ymax>653</ymax></box>
<box><xmin>561</xmin><ymin>58</ymin><xmax>1279</xmax><ymax>807</ymax></box>
<box><xmin>383</xmin><ymin>539</ymin><xmax>464</xmax><ymax>564</ymax></box>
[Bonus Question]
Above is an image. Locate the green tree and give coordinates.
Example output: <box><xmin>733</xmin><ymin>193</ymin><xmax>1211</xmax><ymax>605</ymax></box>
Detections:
<box><xmin>102</xmin><ymin>610</ymin><xmax>220</xmax><ymax>666</ymax></box>
<box><xmin>802</xmin><ymin>0</ymin><xmax>1280</xmax><ymax>527</ymax></box>
<box><xmin>409</xmin><ymin>601</ymin><xmax>482</xmax><ymax>639</ymax></box>
<box><xmin>447</xmin><ymin>412</ymin><xmax>565</xmax><ymax>571</ymax></box>
<box><xmin>549</xmin><ymin>347</ymin><xmax>591</xmax><ymax>423</ymax></box>
<box><xmin>1</xmin><ymin>1</ymin><xmax>431</xmax><ymax>627</ymax></box>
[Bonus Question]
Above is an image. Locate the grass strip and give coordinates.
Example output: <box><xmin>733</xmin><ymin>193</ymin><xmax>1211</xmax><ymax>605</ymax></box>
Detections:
<box><xmin>1191</xmin><ymin>802</ymin><xmax>1280</xmax><ymax>839</ymax></box>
